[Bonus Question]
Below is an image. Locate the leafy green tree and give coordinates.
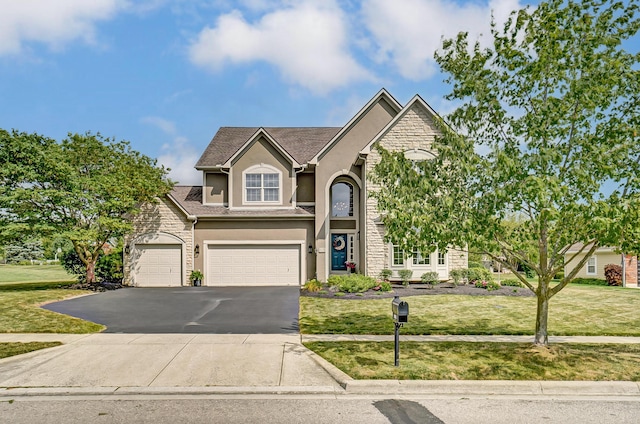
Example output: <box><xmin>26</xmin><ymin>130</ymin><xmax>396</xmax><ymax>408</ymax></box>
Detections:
<box><xmin>0</xmin><ymin>130</ymin><xmax>172</xmax><ymax>283</ymax></box>
<box><xmin>371</xmin><ymin>0</ymin><xmax>640</xmax><ymax>345</ymax></box>
<box><xmin>4</xmin><ymin>239</ymin><xmax>45</xmax><ymax>264</ymax></box>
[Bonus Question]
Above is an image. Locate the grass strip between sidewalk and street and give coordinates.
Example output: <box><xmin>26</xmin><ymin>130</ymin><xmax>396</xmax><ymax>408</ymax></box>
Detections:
<box><xmin>305</xmin><ymin>341</ymin><xmax>640</xmax><ymax>381</ymax></box>
<box><xmin>0</xmin><ymin>342</ymin><xmax>63</xmax><ymax>360</ymax></box>
<box><xmin>300</xmin><ymin>285</ymin><xmax>640</xmax><ymax>336</ymax></box>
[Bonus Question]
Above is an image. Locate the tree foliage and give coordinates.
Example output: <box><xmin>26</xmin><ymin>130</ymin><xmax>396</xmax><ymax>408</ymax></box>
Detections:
<box><xmin>0</xmin><ymin>130</ymin><xmax>173</xmax><ymax>283</ymax></box>
<box><xmin>371</xmin><ymin>0</ymin><xmax>640</xmax><ymax>345</ymax></box>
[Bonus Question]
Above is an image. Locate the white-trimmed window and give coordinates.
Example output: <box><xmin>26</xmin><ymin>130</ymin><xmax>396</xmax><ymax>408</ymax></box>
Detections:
<box><xmin>243</xmin><ymin>165</ymin><xmax>281</xmax><ymax>204</ymax></box>
<box><xmin>438</xmin><ymin>251</ymin><xmax>446</xmax><ymax>266</ymax></box>
<box><xmin>331</xmin><ymin>182</ymin><xmax>354</xmax><ymax>217</ymax></box>
<box><xmin>413</xmin><ymin>249</ymin><xmax>430</xmax><ymax>265</ymax></box>
<box><xmin>392</xmin><ymin>245</ymin><xmax>404</xmax><ymax>266</ymax></box>
<box><xmin>586</xmin><ymin>257</ymin><xmax>596</xmax><ymax>275</ymax></box>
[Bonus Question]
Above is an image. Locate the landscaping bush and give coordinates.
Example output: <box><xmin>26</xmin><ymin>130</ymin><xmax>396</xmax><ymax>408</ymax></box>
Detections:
<box><xmin>397</xmin><ymin>269</ymin><xmax>413</xmax><ymax>286</ymax></box>
<box><xmin>61</xmin><ymin>245</ymin><xmax>123</xmax><ymax>285</ymax></box>
<box><xmin>468</xmin><ymin>261</ymin><xmax>483</xmax><ymax>269</ymax></box>
<box><xmin>379</xmin><ymin>269</ymin><xmax>392</xmax><ymax>282</ymax></box>
<box><xmin>500</xmin><ymin>278</ymin><xmax>524</xmax><ymax>287</ymax></box>
<box><xmin>377</xmin><ymin>281</ymin><xmax>392</xmax><ymax>292</ymax></box>
<box><xmin>475</xmin><ymin>280</ymin><xmax>501</xmax><ymax>291</ymax></box>
<box><xmin>466</xmin><ymin>267</ymin><xmax>493</xmax><ymax>283</ymax></box>
<box><xmin>327</xmin><ymin>274</ymin><xmax>379</xmax><ymax>293</ymax></box>
<box><xmin>604</xmin><ymin>264</ymin><xmax>623</xmax><ymax>286</ymax></box>
<box><xmin>449</xmin><ymin>268</ymin><xmax>466</xmax><ymax>285</ymax></box>
<box><xmin>421</xmin><ymin>271</ymin><xmax>439</xmax><ymax>285</ymax></box>
<box><xmin>572</xmin><ymin>277</ymin><xmax>608</xmax><ymax>286</ymax></box>
<box><xmin>304</xmin><ymin>279</ymin><xmax>324</xmax><ymax>292</ymax></box>
<box><xmin>554</xmin><ymin>270</ymin><xmax>565</xmax><ymax>280</ymax></box>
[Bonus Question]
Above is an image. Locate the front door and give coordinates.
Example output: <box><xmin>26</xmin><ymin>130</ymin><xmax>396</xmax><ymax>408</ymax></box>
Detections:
<box><xmin>331</xmin><ymin>233</ymin><xmax>348</xmax><ymax>271</ymax></box>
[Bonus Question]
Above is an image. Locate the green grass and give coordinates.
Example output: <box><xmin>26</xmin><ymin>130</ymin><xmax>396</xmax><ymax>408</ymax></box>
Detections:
<box><xmin>0</xmin><ymin>264</ymin><xmax>76</xmax><ymax>284</ymax></box>
<box><xmin>0</xmin><ymin>281</ymin><xmax>104</xmax><ymax>333</ymax></box>
<box><xmin>300</xmin><ymin>285</ymin><xmax>640</xmax><ymax>336</ymax></box>
<box><xmin>306</xmin><ymin>341</ymin><xmax>640</xmax><ymax>381</ymax></box>
<box><xmin>0</xmin><ymin>342</ymin><xmax>63</xmax><ymax>359</ymax></box>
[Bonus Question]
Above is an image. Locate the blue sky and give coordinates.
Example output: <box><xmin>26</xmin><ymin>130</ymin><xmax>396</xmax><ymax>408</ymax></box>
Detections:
<box><xmin>0</xmin><ymin>0</ymin><xmax>574</xmax><ymax>185</ymax></box>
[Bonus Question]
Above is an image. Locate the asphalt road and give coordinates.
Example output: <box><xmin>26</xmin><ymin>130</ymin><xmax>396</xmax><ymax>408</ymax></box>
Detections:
<box><xmin>42</xmin><ymin>286</ymin><xmax>299</xmax><ymax>334</ymax></box>
<box><xmin>2</xmin><ymin>396</ymin><xmax>639</xmax><ymax>424</ymax></box>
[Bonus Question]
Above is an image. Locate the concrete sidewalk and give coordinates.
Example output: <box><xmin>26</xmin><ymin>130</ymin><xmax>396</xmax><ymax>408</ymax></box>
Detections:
<box><xmin>1</xmin><ymin>333</ymin><xmax>640</xmax><ymax>398</ymax></box>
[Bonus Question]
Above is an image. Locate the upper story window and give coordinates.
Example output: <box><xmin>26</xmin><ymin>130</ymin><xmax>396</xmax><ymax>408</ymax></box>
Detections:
<box><xmin>331</xmin><ymin>182</ymin><xmax>353</xmax><ymax>217</ymax></box>
<box><xmin>243</xmin><ymin>164</ymin><xmax>281</xmax><ymax>204</ymax></box>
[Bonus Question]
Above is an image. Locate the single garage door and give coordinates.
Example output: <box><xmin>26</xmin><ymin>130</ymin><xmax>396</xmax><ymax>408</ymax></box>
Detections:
<box><xmin>208</xmin><ymin>245</ymin><xmax>300</xmax><ymax>286</ymax></box>
<box><xmin>134</xmin><ymin>244</ymin><xmax>182</xmax><ymax>287</ymax></box>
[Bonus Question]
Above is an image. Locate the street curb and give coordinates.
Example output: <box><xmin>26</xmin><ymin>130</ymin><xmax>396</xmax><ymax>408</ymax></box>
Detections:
<box><xmin>0</xmin><ymin>386</ymin><xmax>342</xmax><ymax>397</ymax></box>
<box><xmin>303</xmin><ymin>346</ymin><xmax>352</xmax><ymax>389</ymax></box>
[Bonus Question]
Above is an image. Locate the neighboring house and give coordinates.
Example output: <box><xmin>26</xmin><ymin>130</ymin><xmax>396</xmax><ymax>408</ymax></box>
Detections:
<box><xmin>123</xmin><ymin>89</ymin><xmax>468</xmax><ymax>287</ymax></box>
<box><xmin>564</xmin><ymin>243</ymin><xmax>639</xmax><ymax>287</ymax></box>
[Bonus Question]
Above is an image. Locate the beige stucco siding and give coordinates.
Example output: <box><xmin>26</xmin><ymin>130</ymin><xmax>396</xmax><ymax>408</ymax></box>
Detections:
<box><xmin>123</xmin><ymin>197</ymin><xmax>193</xmax><ymax>286</ymax></box>
<box><xmin>193</xmin><ymin>219</ymin><xmax>315</xmax><ymax>282</ymax></box>
<box><xmin>296</xmin><ymin>172</ymin><xmax>315</xmax><ymax>203</ymax></box>
<box><xmin>565</xmin><ymin>251</ymin><xmax>622</xmax><ymax>280</ymax></box>
<box><xmin>230</xmin><ymin>136</ymin><xmax>294</xmax><ymax>208</ymax></box>
<box><xmin>314</xmin><ymin>98</ymin><xmax>397</xmax><ymax>281</ymax></box>
<box><xmin>204</xmin><ymin>172</ymin><xmax>228</xmax><ymax>204</ymax></box>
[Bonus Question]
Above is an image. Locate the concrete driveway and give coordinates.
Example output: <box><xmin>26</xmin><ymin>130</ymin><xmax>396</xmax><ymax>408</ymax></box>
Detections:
<box><xmin>43</xmin><ymin>287</ymin><xmax>299</xmax><ymax>334</ymax></box>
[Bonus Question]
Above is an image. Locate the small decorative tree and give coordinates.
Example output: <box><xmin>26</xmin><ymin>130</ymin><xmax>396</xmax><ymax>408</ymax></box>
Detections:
<box><xmin>604</xmin><ymin>264</ymin><xmax>623</xmax><ymax>286</ymax></box>
<box><xmin>398</xmin><ymin>269</ymin><xmax>413</xmax><ymax>287</ymax></box>
<box><xmin>379</xmin><ymin>269</ymin><xmax>393</xmax><ymax>282</ymax></box>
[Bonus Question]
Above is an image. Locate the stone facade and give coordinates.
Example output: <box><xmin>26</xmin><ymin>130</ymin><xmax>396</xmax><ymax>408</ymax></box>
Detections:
<box><xmin>123</xmin><ymin>198</ymin><xmax>193</xmax><ymax>286</ymax></box>
<box><xmin>623</xmin><ymin>254</ymin><xmax>638</xmax><ymax>287</ymax></box>
<box><xmin>365</xmin><ymin>102</ymin><xmax>467</xmax><ymax>280</ymax></box>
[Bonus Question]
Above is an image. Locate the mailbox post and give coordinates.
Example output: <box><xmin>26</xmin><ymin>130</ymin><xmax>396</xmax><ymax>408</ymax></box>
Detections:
<box><xmin>391</xmin><ymin>296</ymin><xmax>409</xmax><ymax>367</ymax></box>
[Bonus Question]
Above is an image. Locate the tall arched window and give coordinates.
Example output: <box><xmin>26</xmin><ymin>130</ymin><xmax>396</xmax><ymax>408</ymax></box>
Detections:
<box><xmin>331</xmin><ymin>182</ymin><xmax>353</xmax><ymax>217</ymax></box>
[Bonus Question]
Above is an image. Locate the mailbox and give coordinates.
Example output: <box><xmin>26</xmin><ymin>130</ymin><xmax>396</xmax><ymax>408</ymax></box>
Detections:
<box><xmin>392</xmin><ymin>296</ymin><xmax>409</xmax><ymax>323</ymax></box>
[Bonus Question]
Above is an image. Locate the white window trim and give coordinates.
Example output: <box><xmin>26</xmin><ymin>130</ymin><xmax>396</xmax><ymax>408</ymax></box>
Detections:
<box><xmin>242</xmin><ymin>164</ymin><xmax>282</xmax><ymax>205</ymax></box>
<box><xmin>391</xmin><ymin>244</ymin><xmax>405</xmax><ymax>267</ymax></box>
<box><xmin>586</xmin><ymin>257</ymin><xmax>597</xmax><ymax>275</ymax></box>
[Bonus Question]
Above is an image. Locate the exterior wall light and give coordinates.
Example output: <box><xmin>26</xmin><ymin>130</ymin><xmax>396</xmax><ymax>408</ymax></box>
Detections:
<box><xmin>194</xmin><ymin>244</ymin><xmax>200</xmax><ymax>255</ymax></box>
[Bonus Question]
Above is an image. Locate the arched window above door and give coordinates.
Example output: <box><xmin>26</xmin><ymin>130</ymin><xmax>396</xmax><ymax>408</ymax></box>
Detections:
<box><xmin>331</xmin><ymin>181</ymin><xmax>353</xmax><ymax>217</ymax></box>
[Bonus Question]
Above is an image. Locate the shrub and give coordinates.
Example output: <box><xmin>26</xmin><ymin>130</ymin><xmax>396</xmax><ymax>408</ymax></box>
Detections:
<box><xmin>475</xmin><ymin>280</ymin><xmax>501</xmax><ymax>291</ymax></box>
<box><xmin>449</xmin><ymin>269</ymin><xmax>466</xmax><ymax>285</ymax></box>
<box><xmin>501</xmin><ymin>278</ymin><xmax>524</xmax><ymax>287</ymax></box>
<box><xmin>468</xmin><ymin>261</ymin><xmax>484</xmax><ymax>269</ymax></box>
<box><xmin>604</xmin><ymin>264</ymin><xmax>623</xmax><ymax>286</ymax></box>
<box><xmin>61</xmin><ymin>245</ymin><xmax>123</xmax><ymax>284</ymax></box>
<box><xmin>378</xmin><ymin>281</ymin><xmax>392</xmax><ymax>292</ymax></box>
<box><xmin>572</xmin><ymin>277</ymin><xmax>608</xmax><ymax>286</ymax></box>
<box><xmin>467</xmin><ymin>267</ymin><xmax>493</xmax><ymax>283</ymax></box>
<box><xmin>379</xmin><ymin>269</ymin><xmax>393</xmax><ymax>281</ymax></box>
<box><xmin>397</xmin><ymin>269</ymin><xmax>413</xmax><ymax>286</ymax></box>
<box><xmin>554</xmin><ymin>270</ymin><xmax>565</xmax><ymax>280</ymax></box>
<box><xmin>421</xmin><ymin>271</ymin><xmax>439</xmax><ymax>285</ymax></box>
<box><xmin>327</xmin><ymin>274</ymin><xmax>379</xmax><ymax>293</ymax></box>
<box><xmin>304</xmin><ymin>279</ymin><xmax>324</xmax><ymax>292</ymax></box>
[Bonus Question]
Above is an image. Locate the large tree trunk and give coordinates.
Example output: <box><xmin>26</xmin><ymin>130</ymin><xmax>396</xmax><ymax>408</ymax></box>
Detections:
<box><xmin>534</xmin><ymin>285</ymin><xmax>550</xmax><ymax>346</ymax></box>
<box><xmin>86</xmin><ymin>260</ymin><xmax>96</xmax><ymax>284</ymax></box>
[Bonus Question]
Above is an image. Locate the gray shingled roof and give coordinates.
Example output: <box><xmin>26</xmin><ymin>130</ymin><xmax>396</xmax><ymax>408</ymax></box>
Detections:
<box><xmin>195</xmin><ymin>127</ymin><xmax>341</xmax><ymax>168</ymax></box>
<box><xmin>168</xmin><ymin>186</ymin><xmax>314</xmax><ymax>218</ymax></box>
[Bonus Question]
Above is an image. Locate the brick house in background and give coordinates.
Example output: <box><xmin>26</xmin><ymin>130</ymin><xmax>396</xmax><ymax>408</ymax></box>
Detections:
<box><xmin>123</xmin><ymin>89</ymin><xmax>468</xmax><ymax>287</ymax></box>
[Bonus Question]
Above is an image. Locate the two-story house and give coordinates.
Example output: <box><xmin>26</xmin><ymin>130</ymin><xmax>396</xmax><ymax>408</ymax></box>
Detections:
<box><xmin>123</xmin><ymin>89</ymin><xmax>468</xmax><ymax>287</ymax></box>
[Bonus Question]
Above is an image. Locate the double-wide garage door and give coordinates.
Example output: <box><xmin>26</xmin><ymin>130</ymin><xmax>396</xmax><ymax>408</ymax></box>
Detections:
<box><xmin>208</xmin><ymin>245</ymin><xmax>300</xmax><ymax>286</ymax></box>
<box><xmin>134</xmin><ymin>244</ymin><xmax>182</xmax><ymax>287</ymax></box>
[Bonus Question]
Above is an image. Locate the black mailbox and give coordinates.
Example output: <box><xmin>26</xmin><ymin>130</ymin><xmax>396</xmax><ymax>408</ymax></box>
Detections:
<box><xmin>392</xmin><ymin>296</ymin><xmax>409</xmax><ymax>323</ymax></box>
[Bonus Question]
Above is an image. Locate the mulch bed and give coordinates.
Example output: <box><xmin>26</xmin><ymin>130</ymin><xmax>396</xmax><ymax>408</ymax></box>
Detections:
<box><xmin>301</xmin><ymin>282</ymin><xmax>535</xmax><ymax>300</ymax></box>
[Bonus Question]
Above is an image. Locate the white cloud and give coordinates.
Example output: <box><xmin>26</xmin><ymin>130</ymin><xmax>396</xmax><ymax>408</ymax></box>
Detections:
<box><xmin>0</xmin><ymin>0</ymin><xmax>129</xmax><ymax>56</ymax></box>
<box><xmin>188</xmin><ymin>1</ymin><xmax>374</xmax><ymax>94</ymax></box>
<box><xmin>141</xmin><ymin>116</ymin><xmax>200</xmax><ymax>185</ymax></box>
<box><xmin>361</xmin><ymin>0</ymin><xmax>523</xmax><ymax>80</ymax></box>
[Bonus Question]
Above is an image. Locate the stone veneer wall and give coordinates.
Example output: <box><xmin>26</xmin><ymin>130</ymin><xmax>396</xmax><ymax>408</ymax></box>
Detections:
<box><xmin>623</xmin><ymin>255</ymin><xmax>638</xmax><ymax>287</ymax></box>
<box><xmin>123</xmin><ymin>197</ymin><xmax>193</xmax><ymax>286</ymax></box>
<box><xmin>365</xmin><ymin>103</ymin><xmax>468</xmax><ymax>279</ymax></box>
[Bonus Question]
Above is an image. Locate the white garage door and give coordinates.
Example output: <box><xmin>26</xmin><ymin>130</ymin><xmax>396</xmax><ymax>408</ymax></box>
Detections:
<box><xmin>208</xmin><ymin>245</ymin><xmax>300</xmax><ymax>286</ymax></box>
<box><xmin>134</xmin><ymin>244</ymin><xmax>182</xmax><ymax>287</ymax></box>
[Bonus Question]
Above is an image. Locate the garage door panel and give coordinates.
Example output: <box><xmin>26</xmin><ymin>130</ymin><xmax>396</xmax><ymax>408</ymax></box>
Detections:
<box><xmin>208</xmin><ymin>245</ymin><xmax>300</xmax><ymax>286</ymax></box>
<box><xmin>134</xmin><ymin>244</ymin><xmax>182</xmax><ymax>287</ymax></box>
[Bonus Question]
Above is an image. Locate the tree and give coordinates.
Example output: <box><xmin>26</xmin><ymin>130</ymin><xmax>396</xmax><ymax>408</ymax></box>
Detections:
<box><xmin>0</xmin><ymin>130</ymin><xmax>173</xmax><ymax>283</ymax></box>
<box><xmin>371</xmin><ymin>0</ymin><xmax>640</xmax><ymax>345</ymax></box>
<box><xmin>4</xmin><ymin>239</ymin><xmax>44</xmax><ymax>264</ymax></box>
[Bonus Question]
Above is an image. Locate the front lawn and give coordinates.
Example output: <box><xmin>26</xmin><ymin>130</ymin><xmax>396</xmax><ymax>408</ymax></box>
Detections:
<box><xmin>299</xmin><ymin>285</ymin><xmax>640</xmax><ymax>336</ymax></box>
<box><xmin>306</xmin><ymin>341</ymin><xmax>640</xmax><ymax>381</ymax></box>
<box><xmin>0</xmin><ymin>264</ymin><xmax>75</xmax><ymax>284</ymax></box>
<box><xmin>0</xmin><ymin>342</ymin><xmax>62</xmax><ymax>359</ymax></box>
<box><xmin>0</xmin><ymin>282</ymin><xmax>104</xmax><ymax>333</ymax></box>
